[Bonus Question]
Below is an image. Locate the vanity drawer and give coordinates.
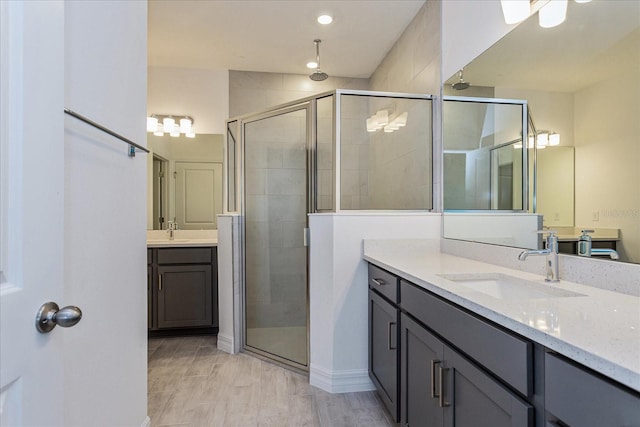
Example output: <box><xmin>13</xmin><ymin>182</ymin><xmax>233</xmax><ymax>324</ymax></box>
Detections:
<box><xmin>401</xmin><ymin>280</ymin><xmax>532</xmax><ymax>397</ymax></box>
<box><xmin>157</xmin><ymin>247</ymin><xmax>212</xmax><ymax>265</ymax></box>
<box><xmin>368</xmin><ymin>263</ymin><xmax>399</xmax><ymax>303</ymax></box>
<box><xmin>545</xmin><ymin>352</ymin><xmax>640</xmax><ymax>426</ymax></box>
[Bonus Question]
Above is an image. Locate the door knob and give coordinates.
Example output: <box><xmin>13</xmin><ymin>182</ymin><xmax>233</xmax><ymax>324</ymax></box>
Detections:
<box><xmin>35</xmin><ymin>302</ymin><xmax>83</xmax><ymax>333</ymax></box>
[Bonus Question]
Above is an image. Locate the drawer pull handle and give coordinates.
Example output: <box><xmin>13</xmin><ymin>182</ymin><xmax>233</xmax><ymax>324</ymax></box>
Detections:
<box><xmin>158</xmin><ymin>274</ymin><xmax>163</xmax><ymax>291</ymax></box>
<box><xmin>430</xmin><ymin>360</ymin><xmax>441</xmax><ymax>398</ymax></box>
<box><xmin>388</xmin><ymin>322</ymin><xmax>397</xmax><ymax>350</ymax></box>
<box><xmin>372</xmin><ymin>278</ymin><xmax>386</xmax><ymax>286</ymax></box>
<box><xmin>438</xmin><ymin>366</ymin><xmax>451</xmax><ymax>408</ymax></box>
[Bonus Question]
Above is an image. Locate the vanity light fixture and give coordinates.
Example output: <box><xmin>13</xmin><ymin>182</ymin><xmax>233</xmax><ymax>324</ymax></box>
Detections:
<box><xmin>147</xmin><ymin>114</ymin><xmax>195</xmax><ymax>138</ymax></box>
<box><xmin>514</xmin><ymin>131</ymin><xmax>560</xmax><ymax>149</ymax></box>
<box><xmin>500</xmin><ymin>0</ymin><xmax>531</xmax><ymax>25</ymax></box>
<box><xmin>539</xmin><ymin>0</ymin><xmax>568</xmax><ymax>28</ymax></box>
<box><xmin>366</xmin><ymin>110</ymin><xmax>408</xmax><ymax>133</ymax></box>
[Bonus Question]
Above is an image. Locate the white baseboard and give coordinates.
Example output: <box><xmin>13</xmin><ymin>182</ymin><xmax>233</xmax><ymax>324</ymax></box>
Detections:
<box><xmin>140</xmin><ymin>416</ymin><xmax>151</xmax><ymax>427</ymax></box>
<box><xmin>309</xmin><ymin>364</ymin><xmax>375</xmax><ymax>393</ymax></box>
<box><xmin>217</xmin><ymin>333</ymin><xmax>236</xmax><ymax>354</ymax></box>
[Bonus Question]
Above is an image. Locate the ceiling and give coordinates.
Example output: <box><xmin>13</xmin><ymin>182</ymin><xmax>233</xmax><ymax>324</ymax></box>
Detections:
<box><xmin>148</xmin><ymin>0</ymin><xmax>425</xmax><ymax>79</ymax></box>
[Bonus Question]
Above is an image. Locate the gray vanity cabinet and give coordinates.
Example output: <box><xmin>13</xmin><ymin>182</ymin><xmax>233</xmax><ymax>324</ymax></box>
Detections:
<box><xmin>368</xmin><ymin>264</ymin><xmax>400</xmax><ymax>422</ymax></box>
<box><xmin>401</xmin><ymin>313</ymin><xmax>444</xmax><ymax>427</ymax></box>
<box><xmin>157</xmin><ymin>264</ymin><xmax>213</xmax><ymax>328</ymax></box>
<box><xmin>401</xmin><ymin>313</ymin><xmax>533</xmax><ymax>427</ymax></box>
<box><xmin>149</xmin><ymin>246</ymin><xmax>218</xmax><ymax>333</ymax></box>
<box><xmin>545</xmin><ymin>352</ymin><xmax>640</xmax><ymax>427</ymax></box>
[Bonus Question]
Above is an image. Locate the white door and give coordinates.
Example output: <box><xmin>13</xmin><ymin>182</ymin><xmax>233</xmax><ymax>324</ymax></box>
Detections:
<box><xmin>1</xmin><ymin>2</ymin><xmax>148</xmax><ymax>426</ymax></box>
<box><xmin>0</xmin><ymin>1</ymin><xmax>66</xmax><ymax>425</ymax></box>
<box><xmin>175</xmin><ymin>162</ymin><xmax>223</xmax><ymax>229</ymax></box>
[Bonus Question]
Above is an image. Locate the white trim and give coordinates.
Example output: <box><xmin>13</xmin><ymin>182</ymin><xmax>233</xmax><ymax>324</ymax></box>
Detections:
<box><xmin>309</xmin><ymin>364</ymin><xmax>375</xmax><ymax>393</ymax></box>
<box><xmin>216</xmin><ymin>333</ymin><xmax>236</xmax><ymax>354</ymax></box>
<box><xmin>140</xmin><ymin>415</ymin><xmax>151</xmax><ymax>427</ymax></box>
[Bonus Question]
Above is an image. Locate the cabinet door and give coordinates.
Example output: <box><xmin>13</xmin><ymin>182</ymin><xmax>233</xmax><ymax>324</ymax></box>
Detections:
<box><xmin>400</xmin><ymin>313</ymin><xmax>444</xmax><ymax>427</ymax></box>
<box><xmin>443</xmin><ymin>347</ymin><xmax>533</xmax><ymax>427</ymax></box>
<box><xmin>157</xmin><ymin>265</ymin><xmax>213</xmax><ymax>328</ymax></box>
<box><xmin>369</xmin><ymin>290</ymin><xmax>399</xmax><ymax>421</ymax></box>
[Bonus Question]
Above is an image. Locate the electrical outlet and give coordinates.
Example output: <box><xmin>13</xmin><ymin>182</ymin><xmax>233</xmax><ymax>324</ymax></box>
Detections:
<box><xmin>592</xmin><ymin>211</ymin><xmax>599</xmax><ymax>221</ymax></box>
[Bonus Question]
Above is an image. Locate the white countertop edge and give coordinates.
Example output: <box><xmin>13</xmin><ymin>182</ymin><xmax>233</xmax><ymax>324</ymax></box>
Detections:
<box><xmin>147</xmin><ymin>240</ymin><xmax>217</xmax><ymax>248</ymax></box>
<box><xmin>363</xmin><ymin>243</ymin><xmax>640</xmax><ymax>392</ymax></box>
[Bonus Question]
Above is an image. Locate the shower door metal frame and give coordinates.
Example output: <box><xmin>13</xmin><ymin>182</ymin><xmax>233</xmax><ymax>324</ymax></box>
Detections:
<box><xmin>442</xmin><ymin>95</ymin><xmax>530</xmax><ymax>212</ymax></box>
<box><xmin>237</xmin><ymin>101</ymin><xmax>315</xmax><ymax>372</ymax></box>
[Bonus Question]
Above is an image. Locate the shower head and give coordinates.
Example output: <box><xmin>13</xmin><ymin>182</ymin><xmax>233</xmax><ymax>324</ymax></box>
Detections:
<box><xmin>310</xmin><ymin>70</ymin><xmax>329</xmax><ymax>81</ymax></box>
<box><xmin>451</xmin><ymin>69</ymin><xmax>470</xmax><ymax>90</ymax></box>
<box><xmin>309</xmin><ymin>39</ymin><xmax>329</xmax><ymax>81</ymax></box>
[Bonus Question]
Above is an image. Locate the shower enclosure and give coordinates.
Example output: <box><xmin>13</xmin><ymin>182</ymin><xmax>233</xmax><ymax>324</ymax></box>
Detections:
<box><xmin>225</xmin><ymin>90</ymin><xmax>433</xmax><ymax>370</ymax></box>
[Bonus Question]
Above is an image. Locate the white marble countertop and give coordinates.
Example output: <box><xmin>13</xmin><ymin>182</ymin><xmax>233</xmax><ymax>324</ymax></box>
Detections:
<box><xmin>146</xmin><ymin>229</ymin><xmax>218</xmax><ymax>248</ymax></box>
<box><xmin>363</xmin><ymin>239</ymin><xmax>640</xmax><ymax>392</ymax></box>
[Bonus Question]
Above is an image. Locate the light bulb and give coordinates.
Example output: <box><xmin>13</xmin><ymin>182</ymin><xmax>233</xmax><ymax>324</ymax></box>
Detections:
<box><xmin>179</xmin><ymin>117</ymin><xmax>192</xmax><ymax>133</ymax></box>
<box><xmin>537</xmin><ymin>132</ymin><xmax>549</xmax><ymax>146</ymax></box>
<box><xmin>146</xmin><ymin>116</ymin><xmax>158</xmax><ymax>132</ymax></box>
<box><xmin>170</xmin><ymin>124</ymin><xmax>180</xmax><ymax>137</ymax></box>
<box><xmin>539</xmin><ymin>0</ymin><xmax>568</xmax><ymax>28</ymax></box>
<box><xmin>500</xmin><ymin>0</ymin><xmax>530</xmax><ymax>24</ymax></box>
<box><xmin>163</xmin><ymin>117</ymin><xmax>175</xmax><ymax>133</ymax></box>
<box><xmin>549</xmin><ymin>133</ymin><xmax>560</xmax><ymax>146</ymax></box>
<box><xmin>153</xmin><ymin>123</ymin><xmax>163</xmax><ymax>136</ymax></box>
<box><xmin>306</xmin><ymin>61</ymin><xmax>318</xmax><ymax>69</ymax></box>
<box><xmin>317</xmin><ymin>15</ymin><xmax>333</xmax><ymax>25</ymax></box>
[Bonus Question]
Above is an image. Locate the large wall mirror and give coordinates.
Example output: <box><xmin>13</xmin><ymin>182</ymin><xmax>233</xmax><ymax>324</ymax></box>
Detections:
<box><xmin>147</xmin><ymin>134</ymin><xmax>224</xmax><ymax>230</ymax></box>
<box><xmin>442</xmin><ymin>0</ymin><xmax>639</xmax><ymax>264</ymax></box>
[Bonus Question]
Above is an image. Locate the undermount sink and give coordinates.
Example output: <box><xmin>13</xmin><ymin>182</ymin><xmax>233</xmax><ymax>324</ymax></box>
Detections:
<box><xmin>438</xmin><ymin>273</ymin><xmax>586</xmax><ymax>300</ymax></box>
<box><xmin>147</xmin><ymin>238</ymin><xmax>193</xmax><ymax>244</ymax></box>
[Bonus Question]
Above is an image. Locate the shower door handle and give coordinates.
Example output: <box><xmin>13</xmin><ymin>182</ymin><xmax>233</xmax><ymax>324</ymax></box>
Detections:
<box><xmin>303</xmin><ymin>228</ymin><xmax>310</xmax><ymax>247</ymax></box>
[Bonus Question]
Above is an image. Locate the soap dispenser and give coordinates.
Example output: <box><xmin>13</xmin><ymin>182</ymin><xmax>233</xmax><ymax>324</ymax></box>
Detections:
<box><xmin>577</xmin><ymin>229</ymin><xmax>594</xmax><ymax>257</ymax></box>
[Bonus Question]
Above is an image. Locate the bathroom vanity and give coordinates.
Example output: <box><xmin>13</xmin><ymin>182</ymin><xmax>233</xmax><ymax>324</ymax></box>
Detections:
<box><xmin>365</xmin><ymin>240</ymin><xmax>639</xmax><ymax>427</ymax></box>
<box><xmin>147</xmin><ymin>231</ymin><xmax>218</xmax><ymax>335</ymax></box>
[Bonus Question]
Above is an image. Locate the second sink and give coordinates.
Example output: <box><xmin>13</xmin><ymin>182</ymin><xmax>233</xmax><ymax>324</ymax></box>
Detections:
<box><xmin>438</xmin><ymin>273</ymin><xmax>586</xmax><ymax>300</ymax></box>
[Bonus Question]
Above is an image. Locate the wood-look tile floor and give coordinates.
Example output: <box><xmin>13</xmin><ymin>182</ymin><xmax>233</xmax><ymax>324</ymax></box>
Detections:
<box><xmin>148</xmin><ymin>336</ymin><xmax>397</xmax><ymax>427</ymax></box>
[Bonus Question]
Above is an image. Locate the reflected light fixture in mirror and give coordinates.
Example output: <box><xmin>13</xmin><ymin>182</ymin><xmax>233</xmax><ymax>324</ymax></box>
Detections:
<box><xmin>147</xmin><ymin>114</ymin><xmax>196</xmax><ymax>138</ymax></box>
<box><xmin>500</xmin><ymin>0</ymin><xmax>531</xmax><ymax>24</ymax></box>
<box><xmin>539</xmin><ymin>0</ymin><xmax>568</xmax><ymax>28</ymax></box>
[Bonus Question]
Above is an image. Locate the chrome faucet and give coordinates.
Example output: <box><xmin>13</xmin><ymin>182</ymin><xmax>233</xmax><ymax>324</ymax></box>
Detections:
<box><xmin>167</xmin><ymin>221</ymin><xmax>176</xmax><ymax>240</ymax></box>
<box><xmin>518</xmin><ymin>230</ymin><xmax>560</xmax><ymax>282</ymax></box>
<box><xmin>577</xmin><ymin>229</ymin><xmax>619</xmax><ymax>259</ymax></box>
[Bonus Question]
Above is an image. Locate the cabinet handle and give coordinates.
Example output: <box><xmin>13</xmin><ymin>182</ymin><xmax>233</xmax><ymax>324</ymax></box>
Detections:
<box><xmin>372</xmin><ymin>278</ymin><xmax>386</xmax><ymax>286</ymax></box>
<box><xmin>158</xmin><ymin>274</ymin><xmax>163</xmax><ymax>291</ymax></box>
<box><xmin>430</xmin><ymin>360</ymin><xmax>441</xmax><ymax>398</ymax></box>
<box><xmin>388</xmin><ymin>322</ymin><xmax>397</xmax><ymax>350</ymax></box>
<box><xmin>438</xmin><ymin>366</ymin><xmax>451</xmax><ymax>408</ymax></box>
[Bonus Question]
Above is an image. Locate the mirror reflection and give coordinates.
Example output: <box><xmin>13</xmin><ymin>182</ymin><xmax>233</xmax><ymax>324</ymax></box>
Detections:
<box><xmin>146</xmin><ymin>133</ymin><xmax>224</xmax><ymax>230</ymax></box>
<box><xmin>442</xmin><ymin>0</ymin><xmax>639</xmax><ymax>264</ymax></box>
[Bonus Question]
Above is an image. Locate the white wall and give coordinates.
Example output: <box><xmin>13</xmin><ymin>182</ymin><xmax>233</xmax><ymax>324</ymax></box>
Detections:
<box><xmin>574</xmin><ymin>75</ymin><xmax>640</xmax><ymax>263</ymax></box>
<box><xmin>148</xmin><ymin>66</ymin><xmax>229</xmax><ymax>134</ymax></box>
<box><xmin>64</xmin><ymin>1</ymin><xmax>148</xmax><ymax>426</ymax></box>
<box><xmin>309</xmin><ymin>213</ymin><xmax>442</xmax><ymax>392</ymax></box>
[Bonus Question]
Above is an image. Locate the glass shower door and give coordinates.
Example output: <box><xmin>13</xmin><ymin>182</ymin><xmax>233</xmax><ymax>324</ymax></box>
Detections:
<box><xmin>243</xmin><ymin>105</ymin><xmax>309</xmax><ymax>368</ymax></box>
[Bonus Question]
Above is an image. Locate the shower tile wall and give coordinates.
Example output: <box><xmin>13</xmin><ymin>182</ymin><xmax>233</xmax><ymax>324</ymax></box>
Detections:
<box><xmin>340</xmin><ymin>95</ymin><xmax>432</xmax><ymax>210</ymax></box>
<box><xmin>245</xmin><ymin>111</ymin><xmax>307</xmax><ymax>329</ymax></box>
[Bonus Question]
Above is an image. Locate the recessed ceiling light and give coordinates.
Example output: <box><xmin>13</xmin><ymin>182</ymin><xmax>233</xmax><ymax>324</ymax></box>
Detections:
<box><xmin>306</xmin><ymin>61</ymin><xmax>318</xmax><ymax>69</ymax></box>
<box><xmin>317</xmin><ymin>14</ymin><xmax>333</xmax><ymax>25</ymax></box>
